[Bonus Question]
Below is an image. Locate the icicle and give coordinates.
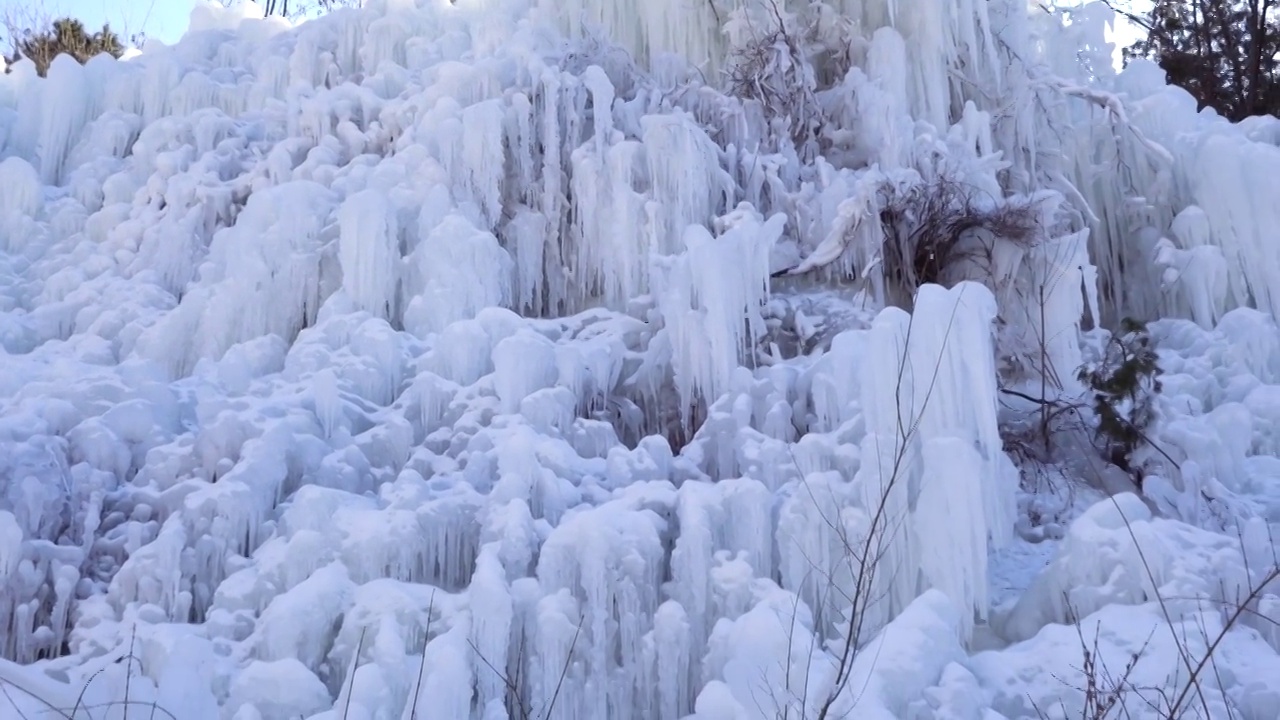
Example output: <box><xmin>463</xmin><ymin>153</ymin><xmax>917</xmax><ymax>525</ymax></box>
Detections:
<box><xmin>652</xmin><ymin>600</ymin><xmax>693</xmax><ymax>717</ymax></box>
<box><xmin>502</xmin><ymin>208</ymin><xmax>548</xmax><ymax>315</ymax></box>
<box><xmin>468</xmin><ymin>546</ymin><xmax>514</xmax><ymax>711</ymax></box>
<box><xmin>642</xmin><ymin>113</ymin><xmax>733</xmax><ymax>256</ymax></box>
<box><xmin>0</xmin><ymin>157</ymin><xmax>42</xmax><ymax>253</ymax></box>
<box><xmin>669</xmin><ymin>483</ymin><xmax>717</xmax><ymax>679</ymax></box>
<box><xmin>338</xmin><ymin>189</ymin><xmax>401</xmax><ymax>321</ymax></box>
<box><xmin>570</xmin><ymin>138</ymin><xmax>650</xmax><ymax>309</ymax></box>
<box><xmin>460</xmin><ymin>99</ymin><xmax>507</xmax><ymax>229</ymax></box>
<box><xmin>855</xmin><ymin>282</ymin><xmax>1016</xmax><ymax>638</ymax></box>
<box><xmin>37</xmin><ymin>56</ymin><xmax>98</xmax><ymax>185</ymax></box>
<box><xmin>653</xmin><ymin>209</ymin><xmax>783</xmax><ymax>427</ymax></box>
<box><xmin>312</xmin><ymin>368</ymin><xmax>344</xmax><ymax>439</ymax></box>
<box><xmin>12</xmin><ymin>2</ymin><xmax>1280</xmax><ymax>718</ymax></box>
<box><xmin>402</xmin><ymin>618</ymin><xmax>474</xmax><ymax>720</ymax></box>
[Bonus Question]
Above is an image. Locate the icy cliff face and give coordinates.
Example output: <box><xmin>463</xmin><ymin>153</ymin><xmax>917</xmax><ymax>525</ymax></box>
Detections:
<box><xmin>1</xmin><ymin>0</ymin><xmax>1279</xmax><ymax>718</ymax></box>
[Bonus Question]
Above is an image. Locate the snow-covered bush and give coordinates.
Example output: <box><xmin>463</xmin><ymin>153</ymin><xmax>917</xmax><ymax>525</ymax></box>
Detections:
<box><xmin>721</xmin><ymin>0</ymin><xmax>836</xmax><ymax>156</ymax></box>
<box><xmin>1079</xmin><ymin>318</ymin><xmax>1163</xmax><ymax>474</ymax></box>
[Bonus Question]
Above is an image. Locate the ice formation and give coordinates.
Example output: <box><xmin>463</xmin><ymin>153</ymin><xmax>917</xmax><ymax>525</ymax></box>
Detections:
<box><xmin>1</xmin><ymin>0</ymin><xmax>1279</xmax><ymax>718</ymax></box>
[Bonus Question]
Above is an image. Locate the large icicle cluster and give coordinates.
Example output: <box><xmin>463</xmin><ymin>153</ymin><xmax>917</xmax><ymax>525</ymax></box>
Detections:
<box><xmin>2</xmin><ymin>0</ymin><xmax>1279</xmax><ymax>719</ymax></box>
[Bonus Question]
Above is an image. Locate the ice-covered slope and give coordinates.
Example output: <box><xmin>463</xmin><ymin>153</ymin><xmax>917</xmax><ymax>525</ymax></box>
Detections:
<box><xmin>1</xmin><ymin>0</ymin><xmax>1278</xmax><ymax>718</ymax></box>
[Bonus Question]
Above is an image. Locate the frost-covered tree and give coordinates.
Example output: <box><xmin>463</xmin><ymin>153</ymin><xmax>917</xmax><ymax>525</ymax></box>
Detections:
<box><xmin>1117</xmin><ymin>0</ymin><xmax>1280</xmax><ymax>119</ymax></box>
<box><xmin>2</xmin><ymin>17</ymin><xmax>123</xmax><ymax>77</ymax></box>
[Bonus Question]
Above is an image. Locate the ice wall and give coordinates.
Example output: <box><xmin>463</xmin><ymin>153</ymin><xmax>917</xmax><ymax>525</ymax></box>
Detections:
<box><xmin>2</xmin><ymin>0</ymin><xmax>1279</xmax><ymax>718</ymax></box>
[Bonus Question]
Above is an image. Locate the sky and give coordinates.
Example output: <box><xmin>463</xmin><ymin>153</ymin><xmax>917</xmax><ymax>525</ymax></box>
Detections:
<box><xmin>0</xmin><ymin>0</ymin><xmax>195</xmax><ymax>46</ymax></box>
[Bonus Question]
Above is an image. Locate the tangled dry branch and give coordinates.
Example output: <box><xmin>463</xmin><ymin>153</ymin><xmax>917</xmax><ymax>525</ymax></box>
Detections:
<box><xmin>722</xmin><ymin>0</ymin><xmax>825</xmax><ymax>153</ymax></box>
<box><xmin>879</xmin><ymin>177</ymin><xmax>1045</xmax><ymax>299</ymax></box>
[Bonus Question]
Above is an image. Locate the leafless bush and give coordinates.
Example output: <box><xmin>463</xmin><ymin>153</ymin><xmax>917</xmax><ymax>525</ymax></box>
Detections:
<box><xmin>1033</xmin><ymin>617</ymin><xmax>1154</xmax><ymax>720</ymax></box>
<box><xmin>780</xmin><ymin>173</ymin><xmax>1050</xmax><ymax>315</ymax></box>
<box><xmin>1028</xmin><ymin>429</ymin><xmax>1280</xmax><ymax>720</ymax></box>
<box><xmin>1</xmin><ymin>3</ymin><xmax>52</xmax><ymax>66</ymax></box>
<box><xmin>0</xmin><ymin>627</ymin><xmax>178</xmax><ymax>720</ymax></box>
<box><xmin>878</xmin><ymin>178</ymin><xmax>1045</xmax><ymax>304</ymax></box>
<box><xmin>1036</xmin><ymin>551</ymin><xmax>1280</xmax><ymax>720</ymax></box>
<box><xmin>721</xmin><ymin>0</ymin><xmax>825</xmax><ymax>155</ymax></box>
<box><xmin>1000</xmin><ymin>388</ymin><xmax>1088</xmax><ymax>467</ymax></box>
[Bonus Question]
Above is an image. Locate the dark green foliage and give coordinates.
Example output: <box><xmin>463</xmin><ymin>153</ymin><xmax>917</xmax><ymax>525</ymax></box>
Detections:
<box><xmin>1120</xmin><ymin>0</ymin><xmax>1280</xmax><ymax>119</ymax></box>
<box><xmin>4</xmin><ymin>18</ymin><xmax>124</xmax><ymax>77</ymax></box>
<box><xmin>1078</xmin><ymin>318</ymin><xmax>1163</xmax><ymax>472</ymax></box>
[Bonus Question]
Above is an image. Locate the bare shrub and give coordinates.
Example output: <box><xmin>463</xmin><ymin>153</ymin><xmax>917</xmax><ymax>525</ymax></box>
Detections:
<box><xmin>2</xmin><ymin>15</ymin><xmax>124</xmax><ymax>77</ymax></box>
<box><xmin>1032</xmin><ymin>617</ymin><xmax>1154</xmax><ymax>720</ymax></box>
<box><xmin>781</xmin><ymin>172</ymin><xmax>1049</xmax><ymax>312</ymax></box>
<box><xmin>0</xmin><ymin>627</ymin><xmax>179</xmax><ymax>720</ymax></box>
<box><xmin>878</xmin><ymin>178</ymin><xmax>1044</xmax><ymax>301</ymax></box>
<box><xmin>722</xmin><ymin>0</ymin><xmax>825</xmax><ymax>155</ymax></box>
<box><xmin>217</xmin><ymin>0</ymin><xmax>361</xmax><ymax>20</ymax></box>
<box><xmin>469</xmin><ymin>623</ymin><xmax>581</xmax><ymax>720</ymax></box>
<box><xmin>1036</xmin><ymin>529</ymin><xmax>1280</xmax><ymax>720</ymax></box>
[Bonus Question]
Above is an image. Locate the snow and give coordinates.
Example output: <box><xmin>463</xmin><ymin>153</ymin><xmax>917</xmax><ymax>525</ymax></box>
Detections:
<box><xmin>0</xmin><ymin>0</ymin><xmax>1278</xmax><ymax>718</ymax></box>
